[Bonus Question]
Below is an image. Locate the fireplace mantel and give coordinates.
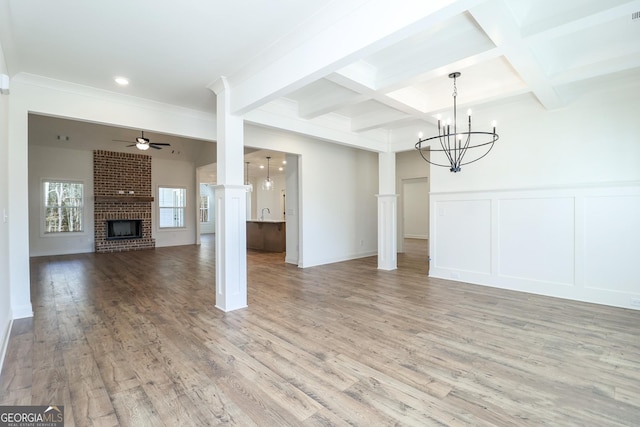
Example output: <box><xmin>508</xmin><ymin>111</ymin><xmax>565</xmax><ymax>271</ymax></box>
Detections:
<box><xmin>95</xmin><ymin>195</ymin><xmax>154</xmax><ymax>203</ymax></box>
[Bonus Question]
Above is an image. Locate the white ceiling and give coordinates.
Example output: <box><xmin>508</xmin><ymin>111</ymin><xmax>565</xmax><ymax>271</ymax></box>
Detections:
<box><xmin>0</xmin><ymin>0</ymin><xmax>339</xmax><ymax>112</ymax></box>
<box><xmin>2</xmin><ymin>0</ymin><xmax>640</xmax><ymax>155</ymax></box>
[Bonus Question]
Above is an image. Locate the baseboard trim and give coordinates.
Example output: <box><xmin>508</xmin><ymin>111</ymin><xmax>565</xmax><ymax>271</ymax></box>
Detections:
<box><xmin>404</xmin><ymin>234</ymin><xmax>428</xmax><ymax>239</ymax></box>
<box><xmin>12</xmin><ymin>304</ymin><xmax>34</xmax><ymax>320</ymax></box>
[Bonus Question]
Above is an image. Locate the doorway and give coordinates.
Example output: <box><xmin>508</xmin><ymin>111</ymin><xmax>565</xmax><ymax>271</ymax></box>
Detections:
<box><xmin>401</xmin><ymin>177</ymin><xmax>429</xmax><ymax>265</ymax></box>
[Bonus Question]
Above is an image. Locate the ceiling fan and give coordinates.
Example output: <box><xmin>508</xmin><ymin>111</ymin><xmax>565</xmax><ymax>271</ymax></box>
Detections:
<box><xmin>114</xmin><ymin>131</ymin><xmax>171</xmax><ymax>151</ymax></box>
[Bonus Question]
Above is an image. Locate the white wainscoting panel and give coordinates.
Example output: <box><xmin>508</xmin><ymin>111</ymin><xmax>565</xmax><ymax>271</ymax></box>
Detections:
<box><xmin>433</xmin><ymin>199</ymin><xmax>491</xmax><ymax>275</ymax></box>
<box><xmin>499</xmin><ymin>197</ymin><xmax>575</xmax><ymax>286</ymax></box>
<box><xmin>584</xmin><ymin>194</ymin><xmax>640</xmax><ymax>294</ymax></box>
<box><xmin>430</xmin><ymin>183</ymin><xmax>640</xmax><ymax>310</ymax></box>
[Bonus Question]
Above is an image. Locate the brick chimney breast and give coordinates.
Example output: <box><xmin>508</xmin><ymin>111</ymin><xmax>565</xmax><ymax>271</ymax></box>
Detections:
<box><xmin>93</xmin><ymin>150</ymin><xmax>155</xmax><ymax>253</ymax></box>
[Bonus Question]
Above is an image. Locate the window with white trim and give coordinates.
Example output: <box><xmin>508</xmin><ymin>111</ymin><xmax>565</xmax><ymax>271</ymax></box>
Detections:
<box><xmin>43</xmin><ymin>180</ymin><xmax>84</xmax><ymax>233</ymax></box>
<box><xmin>158</xmin><ymin>186</ymin><xmax>186</xmax><ymax>228</ymax></box>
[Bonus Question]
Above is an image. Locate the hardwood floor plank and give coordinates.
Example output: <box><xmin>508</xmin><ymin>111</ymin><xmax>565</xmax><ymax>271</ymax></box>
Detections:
<box><xmin>335</xmin><ymin>353</ymin><xmax>474</xmax><ymax>426</ymax></box>
<box><xmin>0</xmin><ymin>387</ymin><xmax>32</xmax><ymax>406</ymax></box>
<box><xmin>301</xmin><ymin>408</ymin><xmax>352</xmax><ymax>427</ymax></box>
<box><xmin>110</xmin><ymin>386</ymin><xmax>162</xmax><ymax>427</ymax></box>
<box><xmin>1</xmin><ymin>237</ymin><xmax>639</xmax><ymax>425</ymax></box>
<box><xmin>185</xmin><ymin>384</ymin><xmax>259</xmax><ymax>426</ymax></box>
<box><xmin>93</xmin><ymin>350</ymin><xmax>140</xmax><ymax>395</ymax></box>
<box><xmin>31</xmin><ymin>365</ymin><xmax>69</xmax><ymax>406</ymax></box>
<box><xmin>0</xmin><ymin>333</ymin><xmax>32</xmax><ymax>393</ymax></box>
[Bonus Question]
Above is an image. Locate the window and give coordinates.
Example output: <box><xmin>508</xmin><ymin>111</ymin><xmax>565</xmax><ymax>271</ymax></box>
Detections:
<box><xmin>199</xmin><ymin>195</ymin><xmax>210</xmax><ymax>222</ymax></box>
<box><xmin>158</xmin><ymin>187</ymin><xmax>186</xmax><ymax>228</ymax></box>
<box><xmin>43</xmin><ymin>180</ymin><xmax>84</xmax><ymax>233</ymax></box>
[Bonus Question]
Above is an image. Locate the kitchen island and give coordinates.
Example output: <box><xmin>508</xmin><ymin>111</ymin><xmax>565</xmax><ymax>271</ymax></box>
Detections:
<box><xmin>246</xmin><ymin>220</ymin><xmax>286</xmax><ymax>252</ymax></box>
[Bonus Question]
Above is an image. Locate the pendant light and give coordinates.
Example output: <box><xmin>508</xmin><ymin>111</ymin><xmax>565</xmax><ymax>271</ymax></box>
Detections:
<box><xmin>262</xmin><ymin>156</ymin><xmax>274</xmax><ymax>191</ymax></box>
<box><xmin>245</xmin><ymin>161</ymin><xmax>253</xmax><ymax>192</ymax></box>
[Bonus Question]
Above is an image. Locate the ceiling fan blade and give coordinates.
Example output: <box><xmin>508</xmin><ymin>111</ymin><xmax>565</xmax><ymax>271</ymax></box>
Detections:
<box><xmin>151</xmin><ymin>143</ymin><xmax>170</xmax><ymax>146</ymax></box>
<box><xmin>126</xmin><ymin>144</ymin><xmax>136</xmax><ymax>147</ymax></box>
<box><xmin>113</xmin><ymin>139</ymin><xmax>134</xmax><ymax>143</ymax></box>
<box><xmin>149</xmin><ymin>145</ymin><xmax>162</xmax><ymax>149</ymax></box>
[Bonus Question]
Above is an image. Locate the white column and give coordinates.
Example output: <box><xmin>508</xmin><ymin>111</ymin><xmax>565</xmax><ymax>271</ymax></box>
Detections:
<box><xmin>210</xmin><ymin>77</ymin><xmax>247</xmax><ymax>312</ymax></box>
<box><xmin>377</xmin><ymin>151</ymin><xmax>397</xmax><ymax>271</ymax></box>
<box><xmin>213</xmin><ymin>185</ymin><xmax>247</xmax><ymax>311</ymax></box>
<box><xmin>8</xmin><ymin>94</ymin><xmax>33</xmax><ymax>319</ymax></box>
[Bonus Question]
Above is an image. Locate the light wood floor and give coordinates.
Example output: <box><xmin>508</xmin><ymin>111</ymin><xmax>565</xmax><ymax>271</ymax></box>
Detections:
<box><xmin>1</xmin><ymin>237</ymin><xmax>639</xmax><ymax>426</ymax></box>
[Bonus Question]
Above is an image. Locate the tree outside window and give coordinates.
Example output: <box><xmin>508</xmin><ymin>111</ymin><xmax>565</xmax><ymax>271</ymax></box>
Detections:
<box><xmin>159</xmin><ymin>187</ymin><xmax>186</xmax><ymax>228</ymax></box>
<box><xmin>200</xmin><ymin>195</ymin><xmax>210</xmax><ymax>222</ymax></box>
<box><xmin>44</xmin><ymin>180</ymin><xmax>84</xmax><ymax>233</ymax></box>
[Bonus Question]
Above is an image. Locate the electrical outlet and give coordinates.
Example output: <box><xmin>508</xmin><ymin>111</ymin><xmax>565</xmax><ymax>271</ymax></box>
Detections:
<box><xmin>360</xmin><ymin>240</ymin><xmax>364</xmax><ymax>247</ymax></box>
<box><xmin>451</xmin><ymin>272</ymin><xmax>460</xmax><ymax>279</ymax></box>
<box><xmin>630</xmin><ymin>298</ymin><xmax>640</xmax><ymax>308</ymax></box>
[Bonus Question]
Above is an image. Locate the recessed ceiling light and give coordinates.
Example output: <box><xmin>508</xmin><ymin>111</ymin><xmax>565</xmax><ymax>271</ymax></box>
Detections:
<box><xmin>259</xmin><ymin>165</ymin><xmax>265</xmax><ymax>169</ymax></box>
<box><xmin>282</xmin><ymin>160</ymin><xmax>287</xmax><ymax>164</ymax></box>
<box><xmin>114</xmin><ymin>77</ymin><xmax>129</xmax><ymax>86</ymax></box>
<box><xmin>278</xmin><ymin>167</ymin><xmax>283</xmax><ymax>171</ymax></box>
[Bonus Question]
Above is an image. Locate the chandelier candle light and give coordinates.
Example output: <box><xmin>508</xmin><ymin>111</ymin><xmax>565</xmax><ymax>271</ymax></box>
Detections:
<box><xmin>415</xmin><ymin>72</ymin><xmax>499</xmax><ymax>173</ymax></box>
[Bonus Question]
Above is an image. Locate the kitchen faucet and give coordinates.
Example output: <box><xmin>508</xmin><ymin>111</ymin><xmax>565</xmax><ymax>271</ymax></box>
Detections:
<box><xmin>260</xmin><ymin>207</ymin><xmax>270</xmax><ymax>221</ymax></box>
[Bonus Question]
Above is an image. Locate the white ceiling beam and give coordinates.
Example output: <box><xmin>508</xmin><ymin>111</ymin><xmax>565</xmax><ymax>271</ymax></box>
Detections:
<box><xmin>325</xmin><ymin>66</ymin><xmax>419</xmax><ymax>128</ymax></box>
<box><xmin>328</xmin><ymin>68</ymin><xmax>435</xmax><ymax>123</ymax></box>
<box><xmin>326</xmin><ymin>68</ymin><xmax>376</xmax><ymax>97</ymax></box>
<box><xmin>423</xmin><ymin>86</ymin><xmax>532</xmax><ymax>117</ymax></box>
<box><xmin>351</xmin><ymin>110</ymin><xmax>413</xmax><ymax>133</ymax></box>
<box><xmin>551</xmin><ymin>54</ymin><xmax>640</xmax><ymax>86</ymax></box>
<box><xmin>244</xmin><ymin>99</ymin><xmax>389</xmax><ymax>153</ymax></box>
<box><xmin>327</xmin><ymin>51</ymin><xmax>515</xmax><ymax>130</ymax></box>
<box><xmin>229</xmin><ymin>0</ymin><xmax>486</xmax><ymax>115</ymax></box>
<box><xmin>469</xmin><ymin>0</ymin><xmax>565</xmax><ymax>111</ymax></box>
<box><xmin>298</xmin><ymin>90</ymin><xmax>368</xmax><ymax>120</ymax></box>
<box><xmin>334</xmin><ymin>60</ymin><xmax>378</xmax><ymax>91</ymax></box>
<box><xmin>375</xmin><ymin>48</ymin><xmax>502</xmax><ymax>94</ymax></box>
<box><xmin>324</xmin><ymin>65</ymin><xmax>422</xmax><ymax>131</ymax></box>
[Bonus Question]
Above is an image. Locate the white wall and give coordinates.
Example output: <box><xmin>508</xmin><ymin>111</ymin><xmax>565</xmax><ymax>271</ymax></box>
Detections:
<box><xmin>0</xmin><ymin>40</ymin><xmax>12</xmax><ymax>372</ymax></box>
<box><xmin>27</xmin><ymin>146</ymin><xmax>199</xmax><ymax>254</ymax></box>
<box><xmin>153</xmin><ymin>157</ymin><xmax>198</xmax><ymax>247</ymax></box>
<box><xmin>28</xmin><ymin>145</ymin><xmax>94</xmax><ymax>256</ymax></box>
<box><xmin>429</xmin><ymin>82</ymin><xmax>640</xmax><ymax>310</ymax></box>
<box><xmin>429</xmin><ymin>80</ymin><xmax>640</xmax><ymax>193</ymax></box>
<box><xmin>245</xmin><ymin>125</ymin><xmax>378</xmax><ymax>267</ymax></box>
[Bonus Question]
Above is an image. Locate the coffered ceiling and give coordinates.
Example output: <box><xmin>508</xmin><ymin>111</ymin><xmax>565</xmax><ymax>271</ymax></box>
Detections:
<box><xmin>1</xmin><ymin>0</ymin><xmax>639</xmax><ymax>151</ymax></box>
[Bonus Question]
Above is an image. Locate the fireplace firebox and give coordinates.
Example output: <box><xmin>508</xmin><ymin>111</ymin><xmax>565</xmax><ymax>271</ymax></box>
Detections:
<box><xmin>106</xmin><ymin>219</ymin><xmax>142</xmax><ymax>240</ymax></box>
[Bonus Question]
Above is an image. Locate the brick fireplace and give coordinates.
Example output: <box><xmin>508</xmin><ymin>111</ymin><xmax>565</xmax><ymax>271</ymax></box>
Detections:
<box><xmin>94</xmin><ymin>150</ymin><xmax>155</xmax><ymax>253</ymax></box>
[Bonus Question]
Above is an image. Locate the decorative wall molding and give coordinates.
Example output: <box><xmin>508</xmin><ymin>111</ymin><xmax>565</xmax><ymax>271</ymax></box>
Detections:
<box><xmin>430</xmin><ymin>182</ymin><xmax>640</xmax><ymax>310</ymax></box>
